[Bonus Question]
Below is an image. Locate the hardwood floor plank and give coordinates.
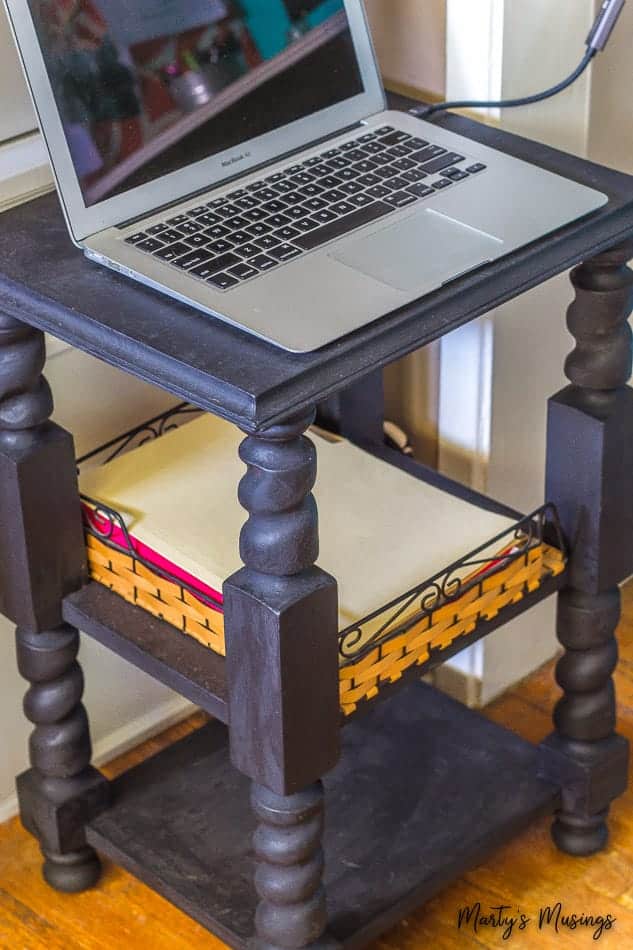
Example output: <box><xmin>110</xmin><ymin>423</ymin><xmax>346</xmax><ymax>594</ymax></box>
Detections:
<box><xmin>4</xmin><ymin>582</ymin><xmax>633</xmax><ymax>948</ymax></box>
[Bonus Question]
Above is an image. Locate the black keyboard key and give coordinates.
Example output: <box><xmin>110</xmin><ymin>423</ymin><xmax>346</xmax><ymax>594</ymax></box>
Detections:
<box><xmin>419</xmin><ymin>152</ymin><xmax>465</xmax><ymax>175</ymax></box>
<box><xmin>312</xmin><ymin>209</ymin><xmax>338</xmax><ymax>224</ymax></box>
<box><xmin>335</xmin><ymin>167</ymin><xmax>357</xmax><ymax>180</ymax></box>
<box><xmin>358</xmin><ymin>173</ymin><xmax>382</xmax><ymax>187</ymax></box>
<box><xmin>166</xmin><ymin>214</ymin><xmax>188</xmax><ymax>226</ymax></box>
<box><xmin>407</xmin><ymin>137</ymin><xmax>428</xmax><ymax>150</ymax></box>
<box><xmin>272</xmin><ymin>180</ymin><xmax>295</xmax><ymax>195</ymax></box>
<box><xmin>229</xmin><ymin>262</ymin><xmax>259</xmax><ymax>281</ymax></box>
<box><xmin>379</xmin><ymin>130</ymin><xmax>411</xmax><ymax>146</ymax></box>
<box><xmin>204</xmin><ymin>224</ymin><xmax>231</xmax><ymax>239</ymax></box>
<box><xmin>445</xmin><ymin>168</ymin><xmax>470</xmax><ymax>181</ymax></box>
<box><xmin>228</xmin><ymin>230</ymin><xmax>251</xmax><ymax>246</ymax></box>
<box><xmin>299</xmin><ymin>183</ymin><xmax>325</xmax><ymax>198</ymax></box>
<box><xmin>248</xmin><ymin>223</ymin><xmax>271</xmax><ymax>238</ymax></box>
<box><xmin>185</xmin><ymin>234</ymin><xmax>210</xmax><ymax>248</ymax></box>
<box><xmin>287</xmin><ymin>164</ymin><xmax>305</xmax><ymax>175</ymax></box>
<box><xmin>376</xmin><ymin>166</ymin><xmax>398</xmax><ymax>180</ymax></box>
<box><xmin>126</xmin><ymin>232</ymin><xmax>147</xmax><ymax>245</ymax></box>
<box><xmin>319</xmin><ymin>175</ymin><xmax>343</xmax><ymax>190</ymax></box>
<box><xmin>207</xmin><ymin>197</ymin><xmax>229</xmax><ymax>209</ymax></box>
<box><xmin>173</xmin><ymin>249</ymin><xmax>213</xmax><ymax>269</ymax></box>
<box><xmin>146</xmin><ymin>223</ymin><xmax>167</xmax><ymax>236</ymax></box>
<box><xmin>195</xmin><ymin>213</ymin><xmax>222</xmax><ymax>228</ymax></box>
<box><xmin>349</xmin><ymin>193</ymin><xmax>375</xmax><ymax>208</ymax></box>
<box><xmin>248</xmin><ymin>181</ymin><xmax>268</xmax><ymax>192</ymax></box>
<box><xmin>358</xmin><ymin>131</ymin><xmax>379</xmax><ymax>143</ymax></box>
<box><xmin>367</xmin><ymin>184</ymin><xmax>391</xmax><ymax>200</ymax></box>
<box><xmin>303</xmin><ymin>155</ymin><xmax>322</xmax><ymax>166</ymax></box>
<box><xmin>339</xmin><ymin>141</ymin><xmax>359</xmax><ymax>151</ymax></box>
<box><xmin>269</xmin><ymin>243</ymin><xmax>302</xmax><ymax>261</ymax></box>
<box><xmin>331</xmin><ymin>200</ymin><xmax>356</xmax><ymax>216</ymax></box>
<box><xmin>243</xmin><ymin>207</ymin><xmax>269</xmax><ymax>223</ymax></box>
<box><xmin>206</xmin><ymin>252</ymin><xmax>242</xmax><ymax>274</ymax></box>
<box><xmin>466</xmin><ymin>163</ymin><xmax>486</xmax><ymax>173</ymax></box>
<box><xmin>410</xmin><ymin>144</ymin><xmax>447</xmax><ymax>164</ymax></box>
<box><xmin>345</xmin><ymin>149</ymin><xmax>367</xmax><ymax>163</ymax></box>
<box><xmin>291</xmin><ymin>172</ymin><xmax>317</xmax><ymax>187</ymax></box>
<box><xmin>384</xmin><ymin>191</ymin><xmax>418</xmax><ymax>208</ymax></box>
<box><xmin>188</xmin><ymin>205</ymin><xmax>209</xmax><ymax>217</ymax></box>
<box><xmin>154</xmin><ymin>242</ymin><xmax>190</xmax><ymax>261</ymax></box>
<box><xmin>294</xmin><ymin>202</ymin><xmax>391</xmax><ymax>251</ymax></box>
<box><xmin>353</xmin><ymin>159</ymin><xmax>378</xmax><ymax>175</ymax></box>
<box><xmin>224</xmin><ymin>215</ymin><xmax>250</xmax><ymax>230</ymax></box>
<box><xmin>209</xmin><ymin>239</ymin><xmax>234</xmax><ymax>254</ymax></box>
<box><xmin>190</xmin><ymin>261</ymin><xmax>223</xmax><ymax>280</ymax></box>
<box><xmin>386</xmin><ymin>144</ymin><xmax>411</xmax><ymax>159</ymax></box>
<box><xmin>407</xmin><ymin>183</ymin><xmax>435</xmax><ymax>198</ymax></box>
<box><xmin>302</xmin><ymin>197</ymin><xmax>328</xmax><ymax>212</ymax></box>
<box><xmin>207</xmin><ymin>272</ymin><xmax>239</xmax><ymax>290</ymax></box>
<box><xmin>402</xmin><ymin>169</ymin><xmax>428</xmax><ymax>184</ymax></box>
<box><xmin>285</xmin><ymin>206</ymin><xmax>309</xmax><ymax>221</ymax></box>
<box><xmin>370</xmin><ymin>152</ymin><xmax>393</xmax><ymax>167</ymax></box>
<box><xmin>177</xmin><ymin>220</ymin><xmax>203</xmax><ymax>235</ymax></box>
<box><xmin>255</xmin><ymin>234</ymin><xmax>280</xmax><ymax>250</ymax></box>
<box><xmin>236</xmin><ymin>242</ymin><xmax>262</xmax><ymax>258</ymax></box>
<box><xmin>250</xmin><ymin>254</ymin><xmax>278</xmax><ymax>271</ymax></box>
<box><xmin>266</xmin><ymin>173</ymin><xmax>284</xmax><ymax>183</ymax></box>
<box><xmin>376</xmin><ymin>125</ymin><xmax>395</xmax><ymax>135</ymax></box>
<box><xmin>322</xmin><ymin>189</ymin><xmax>346</xmax><ymax>204</ymax></box>
<box><xmin>326</xmin><ymin>156</ymin><xmax>350</xmax><ymax>170</ymax></box>
<box><xmin>262</xmin><ymin>199</ymin><xmax>287</xmax><ymax>215</ymax></box>
<box><xmin>159</xmin><ymin>228</ymin><xmax>183</xmax><ymax>243</ymax></box>
<box><xmin>361</xmin><ymin>142</ymin><xmax>384</xmax><ymax>155</ymax></box>
<box><xmin>267</xmin><ymin>213</ymin><xmax>292</xmax><ymax>228</ymax></box>
<box><xmin>226</xmin><ymin>188</ymin><xmax>247</xmax><ymax>200</ymax></box>
<box><xmin>339</xmin><ymin>181</ymin><xmax>364</xmax><ymax>195</ymax></box>
<box><xmin>136</xmin><ymin>238</ymin><xmax>164</xmax><ymax>253</ymax></box>
<box><xmin>323</xmin><ymin>148</ymin><xmax>341</xmax><ymax>159</ymax></box>
<box><xmin>392</xmin><ymin>157</ymin><xmax>416</xmax><ymax>171</ymax></box>
<box><xmin>275</xmin><ymin>225</ymin><xmax>300</xmax><ymax>241</ymax></box>
<box><xmin>234</xmin><ymin>196</ymin><xmax>258</xmax><ymax>210</ymax></box>
<box><xmin>432</xmin><ymin>178</ymin><xmax>453</xmax><ymax>190</ymax></box>
<box><xmin>292</xmin><ymin>217</ymin><xmax>319</xmax><ymax>233</ymax></box>
<box><xmin>257</xmin><ymin>188</ymin><xmax>279</xmax><ymax>202</ymax></box>
<box><xmin>384</xmin><ymin>176</ymin><xmax>412</xmax><ymax>191</ymax></box>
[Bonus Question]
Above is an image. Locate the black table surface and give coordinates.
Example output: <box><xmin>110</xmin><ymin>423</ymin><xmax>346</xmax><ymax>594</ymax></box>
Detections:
<box><xmin>2</xmin><ymin>94</ymin><xmax>633</xmax><ymax>432</ymax></box>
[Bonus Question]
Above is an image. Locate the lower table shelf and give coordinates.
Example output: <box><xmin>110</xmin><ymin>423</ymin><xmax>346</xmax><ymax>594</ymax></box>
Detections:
<box><xmin>86</xmin><ymin>681</ymin><xmax>560</xmax><ymax>949</ymax></box>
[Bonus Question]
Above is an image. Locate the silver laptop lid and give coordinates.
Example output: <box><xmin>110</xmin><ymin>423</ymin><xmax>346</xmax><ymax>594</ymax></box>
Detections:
<box><xmin>4</xmin><ymin>0</ymin><xmax>384</xmax><ymax>242</ymax></box>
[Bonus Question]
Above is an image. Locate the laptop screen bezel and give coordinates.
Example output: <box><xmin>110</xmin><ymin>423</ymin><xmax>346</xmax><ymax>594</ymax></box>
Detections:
<box><xmin>4</xmin><ymin>0</ymin><xmax>385</xmax><ymax>243</ymax></box>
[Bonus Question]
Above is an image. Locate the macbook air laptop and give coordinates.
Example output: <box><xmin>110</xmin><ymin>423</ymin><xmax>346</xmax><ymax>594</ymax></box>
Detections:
<box><xmin>4</xmin><ymin>0</ymin><xmax>606</xmax><ymax>352</ymax></box>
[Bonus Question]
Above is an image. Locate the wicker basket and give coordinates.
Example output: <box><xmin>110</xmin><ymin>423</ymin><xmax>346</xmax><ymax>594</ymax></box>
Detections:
<box><xmin>84</xmin><ymin>530</ymin><xmax>566</xmax><ymax>717</ymax></box>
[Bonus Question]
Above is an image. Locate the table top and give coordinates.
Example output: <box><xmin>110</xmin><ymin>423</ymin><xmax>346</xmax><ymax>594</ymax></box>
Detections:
<box><xmin>2</xmin><ymin>94</ymin><xmax>633</xmax><ymax>432</ymax></box>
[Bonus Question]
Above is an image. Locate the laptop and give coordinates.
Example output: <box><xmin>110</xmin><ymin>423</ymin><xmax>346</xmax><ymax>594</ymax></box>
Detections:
<box><xmin>5</xmin><ymin>0</ymin><xmax>606</xmax><ymax>352</ymax></box>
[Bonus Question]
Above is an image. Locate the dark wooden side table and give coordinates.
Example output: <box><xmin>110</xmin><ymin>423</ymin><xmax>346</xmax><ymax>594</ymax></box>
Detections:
<box><xmin>1</xmin><ymin>95</ymin><xmax>633</xmax><ymax>949</ymax></box>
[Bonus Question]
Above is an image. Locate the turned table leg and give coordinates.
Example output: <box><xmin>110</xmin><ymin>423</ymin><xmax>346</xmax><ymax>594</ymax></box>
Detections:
<box><xmin>0</xmin><ymin>314</ymin><xmax>109</xmax><ymax>891</ymax></box>
<box><xmin>542</xmin><ymin>242</ymin><xmax>633</xmax><ymax>855</ymax></box>
<box><xmin>224</xmin><ymin>410</ymin><xmax>340</xmax><ymax>949</ymax></box>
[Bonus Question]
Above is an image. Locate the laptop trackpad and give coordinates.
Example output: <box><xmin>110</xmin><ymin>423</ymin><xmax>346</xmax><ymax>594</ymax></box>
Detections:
<box><xmin>330</xmin><ymin>207</ymin><xmax>504</xmax><ymax>293</ymax></box>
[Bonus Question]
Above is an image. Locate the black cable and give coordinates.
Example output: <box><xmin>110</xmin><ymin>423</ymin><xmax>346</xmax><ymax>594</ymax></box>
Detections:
<box><xmin>413</xmin><ymin>49</ymin><xmax>596</xmax><ymax>120</ymax></box>
<box><xmin>411</xmin><ymin>0</ymin><xmax>626</xmax><ymax>122</ymax></box>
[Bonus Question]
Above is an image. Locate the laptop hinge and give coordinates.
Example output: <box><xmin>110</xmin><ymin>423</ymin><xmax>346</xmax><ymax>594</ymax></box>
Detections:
<box><xmin>116</xmin><ymin>120</ymin><xmax>365</xmax><ymax>231</ymax></box>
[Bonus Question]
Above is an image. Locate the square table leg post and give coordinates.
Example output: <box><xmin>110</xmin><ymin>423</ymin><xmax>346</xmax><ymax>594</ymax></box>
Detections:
<box><xmin>0</xmin><ymin>313</ymin><xmax>109</xmax><ymax>892</ymax></box>
<box><xmin>541</xmin><ymin>241</ymin><xmax>633</xmax><ymax>855</ymax></box>
<box><xmin>224</xmin><ymin>409</ymin><xmax>341</xmax><ymax>949</ymax></box>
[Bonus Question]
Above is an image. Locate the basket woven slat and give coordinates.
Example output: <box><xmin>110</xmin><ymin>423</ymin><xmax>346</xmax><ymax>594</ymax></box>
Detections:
<box><xmin>85</xmin><ymin>533</ymin><xmax>565</xmax><ymax>716</ymax></box>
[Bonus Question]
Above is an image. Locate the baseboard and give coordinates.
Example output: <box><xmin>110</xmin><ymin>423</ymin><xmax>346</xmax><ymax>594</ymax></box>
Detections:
<box><xmin>0</xmin><ymin>695</ymin><xmax>195</xmax><ymax>825</ymax></box>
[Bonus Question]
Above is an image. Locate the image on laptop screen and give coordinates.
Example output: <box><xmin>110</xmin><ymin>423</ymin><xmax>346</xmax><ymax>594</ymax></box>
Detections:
<box><xmin>29</xmin><ymin>0</ymin><xmax>364</xmax><ymax>206</ymax></box>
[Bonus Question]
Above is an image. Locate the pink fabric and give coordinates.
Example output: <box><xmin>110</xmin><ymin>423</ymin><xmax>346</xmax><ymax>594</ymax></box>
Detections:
<box><xmin>82</xmin><ymin>503</ymin><xmax>224</xmax><ymax>613</ymax></box>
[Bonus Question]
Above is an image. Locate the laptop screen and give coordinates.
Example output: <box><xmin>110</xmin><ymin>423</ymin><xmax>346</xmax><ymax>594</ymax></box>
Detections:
<box><xmin>29</xmin><ymin>0</ymin><xmax>364</xmax><ymax>207</ymax></box>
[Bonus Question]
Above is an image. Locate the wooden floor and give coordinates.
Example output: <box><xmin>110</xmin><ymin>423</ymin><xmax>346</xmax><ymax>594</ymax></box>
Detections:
<box><xmin>3</xmin><ymin>585</ymin><xmax>633</xmax><ymax>948</ymax></box>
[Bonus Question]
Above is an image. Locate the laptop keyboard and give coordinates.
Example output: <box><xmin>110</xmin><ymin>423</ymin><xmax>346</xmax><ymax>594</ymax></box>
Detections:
<box><xmin>124</xmin><ymin>126</ymin><xmax>487</xmax><ymax>292</ymax></box>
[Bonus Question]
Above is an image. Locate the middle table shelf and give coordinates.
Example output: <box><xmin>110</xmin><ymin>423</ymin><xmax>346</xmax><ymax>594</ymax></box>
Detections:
<box><xmin>67</xmin><ymin>403</ymin><xmax>568</xmax><ymax>722</ymax></box>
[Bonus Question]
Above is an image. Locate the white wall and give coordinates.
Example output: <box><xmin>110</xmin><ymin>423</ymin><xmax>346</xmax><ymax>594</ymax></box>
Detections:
<box><xmin>365</xmin><ymin>0</ymin><xmax>446</xmax><ymax>96</ymax></box>
<box><xmin>588</xmin><ymin>0</ymin><xmax>633</xmax><ymax>172</ymax></box>
<box><xmin>0</xmin><ymin>344</ymin><xmax>192</xmax><ymax>819</ymax></box>
<box><xmin>0</xmin><ymin>5</ymin><xmax>35</xmax><ymax>142</ymax></box>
